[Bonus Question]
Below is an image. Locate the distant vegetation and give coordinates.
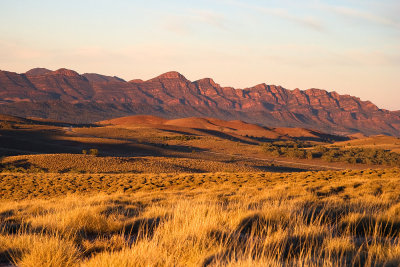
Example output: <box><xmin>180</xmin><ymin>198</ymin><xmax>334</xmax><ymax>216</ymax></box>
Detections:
<box><xmin>261</xmin><ymin>141</ymin><xmax>400</xmax><ymax>166</ymax></box>
<box><xmin>0</xmin><ymin>162</ymin><xmax>45</xmax><ymax>173</ymax></box>
<box><xmin>0</xmin><ymin>121</ymin><xmax>15</xmax><ymax>129</ymax></box>
<box><xmin>89</xmin><ymin>148</ymin><xmax>99</xmax><ymax>156</ymax></box>
<box><xmin>261</xmin><ymin>141</ymin><xmax>315</xmax><ymax>160</ymax></box>
<box><xmin>0</xmin><ymin>154</ymin><xmax>271</xmax><ymax>174</ymax></box>
<box><xmin>315</xmin><ymin>146</ymin><xmax>400</xmax><ymax>165</ymax></box>
<box><xmin>160</xmin><ymin>135</ymin><xmax>200</xmax><ymax>141</ymax></box>
<box><xmin>82</xmin><ymin>148</ymin><xmax>99</xmax><ymax>156</ymax></box>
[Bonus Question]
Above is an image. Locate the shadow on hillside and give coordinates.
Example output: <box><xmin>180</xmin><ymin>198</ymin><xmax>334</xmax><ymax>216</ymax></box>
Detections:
<box><xmin>158</xmin><ymin>128</ymin><xmax>200</xmax><ymax>136</ymax></box>
<box><xmin>250</xmin><ymin>164</ymin><xmax>309</xmax><ymax>172</ymax></box>
<box><xmin>0</xmin><ymin>159</ymin><xmax>48</xmax><ymax>172</ymax></box>
<box><xmin>194</xmin><ymin>128</ymin><xmax>258</xmax><ymax>145</ymax></box>
<box><xmin>0</xmin><ymin>128</ymin><xmax>207</xmax><ymax>158</ymax></box>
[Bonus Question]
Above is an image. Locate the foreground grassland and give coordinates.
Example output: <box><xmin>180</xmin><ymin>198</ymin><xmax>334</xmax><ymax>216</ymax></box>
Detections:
<box><xmin>1</xmin><ymin>169</ymin><xmax>400</xmax><ymax>266</ymax></box>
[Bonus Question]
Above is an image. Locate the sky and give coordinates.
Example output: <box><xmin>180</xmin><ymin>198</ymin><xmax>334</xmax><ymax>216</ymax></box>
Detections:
<box><xmin>0</xmin><ymin>0</ymin><xmax>399</xmax><ymax>110</ymax></box>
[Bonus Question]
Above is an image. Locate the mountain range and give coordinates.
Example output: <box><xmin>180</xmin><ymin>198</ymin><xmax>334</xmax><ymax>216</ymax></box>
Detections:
<box><xmin>0</xmin><ymin>68</ymin><xmax>399</xmax><ymax>136</ymax></box>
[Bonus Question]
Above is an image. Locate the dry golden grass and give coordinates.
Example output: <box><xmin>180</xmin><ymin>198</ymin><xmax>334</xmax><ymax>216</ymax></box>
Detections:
<box><xmin>0</xmin><ymin>169</ymin><xmax>399</xmax><ymax>266</ymax></box>
<box><xmin>1</xmin><ymin>153</ymin><xmax>268</xmax><ymax>174</ymax></box>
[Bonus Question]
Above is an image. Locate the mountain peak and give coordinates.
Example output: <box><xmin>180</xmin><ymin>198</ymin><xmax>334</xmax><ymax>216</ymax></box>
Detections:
<box><xmin>195</xmin><ymin>78</ymin><xmax>218</xmax><ymax>87</ymax></box>
<box><xmin>252</xmin><ymin>83</ymin><xmax>268</xmax><ymax>90</ymax></box>
<box><xmin>129</xmin><ymin>79</ymin><xmax>144</xmax><ymax>83</ymax></box>
<box><xmin>155</xmin><ymin>71</ymin><xmax>186</xmax><ymax>80</ymax></box>
<box><xmin>83</xmin><ymin>73</ymin><xmax>125</xmax><ymax>83</ymax></box>
<box><xmin>26</xmin><ymin>68</ymin><xmax>52</xmax><ymax>76</ymax></box>
<box><xmin>52</xmin><ymin>68</ymin><xmax>80</xmax><ymax>77</ymax></box>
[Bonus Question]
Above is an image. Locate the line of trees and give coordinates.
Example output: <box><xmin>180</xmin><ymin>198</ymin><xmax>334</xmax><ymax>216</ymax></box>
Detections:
<box><xmin>261</xmin><ymin>142</ymin><xmax>400</xmax><ymax>166</ymax></box>
<box><xmin>161</xmin><ymin>135</ymin><xmax>199</xmax><ymax>141</ymax></box>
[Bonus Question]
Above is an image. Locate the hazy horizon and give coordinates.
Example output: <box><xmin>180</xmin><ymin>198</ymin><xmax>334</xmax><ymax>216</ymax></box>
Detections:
<box><xmin>1</xmin><ymin>0</ymin><xmax>399</xmax><ymax>110</ymax></box>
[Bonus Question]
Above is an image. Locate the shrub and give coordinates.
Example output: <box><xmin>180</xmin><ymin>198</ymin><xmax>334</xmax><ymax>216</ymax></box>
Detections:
<box><xmin>261</xmin><ymin>142</ymin><xmax>400</xmax><ymax>166</ymax></box>
<box><xmin>89</xmin><ymin>149</ymin><xmax>99</xmax><ymax>156</ymax></box>
<box><xmin>161</xmin><ymin>135</ymin><xmax>199</xmax><ymax>141</ymax></box>
<box><xmin>0</xmin><ymin>121</ymin><xmax>15</xmax><ymax>129</ymax></box>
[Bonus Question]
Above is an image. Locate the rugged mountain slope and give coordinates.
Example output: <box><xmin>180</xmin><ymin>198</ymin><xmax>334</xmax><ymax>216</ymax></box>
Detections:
<box><xmin>0</xmin><ymin>68</ymin><xmax>399</xmax><ymax>136</ymax></box>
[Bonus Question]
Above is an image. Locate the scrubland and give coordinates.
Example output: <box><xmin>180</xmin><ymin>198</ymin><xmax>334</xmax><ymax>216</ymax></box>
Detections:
<box><xmin>261</xmin><ymin>141</ymin><xmax>400</xmax><ymax>166</ymax></box>
<box><xmin>1</xmin><ymin>169</ymin><xmax>400</xmax><ymax>266</ymax></box>
<box><xmin>1</xmin><ymin>154</ymin><xmax>271</xmax><ymax>174</ymax></box>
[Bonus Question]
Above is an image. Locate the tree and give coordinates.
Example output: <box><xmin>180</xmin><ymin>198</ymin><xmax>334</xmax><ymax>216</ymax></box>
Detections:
<box><xmin>89</xmin><ymin>149</ymin><xmax>99</xmax><ymax>156</ymax></box>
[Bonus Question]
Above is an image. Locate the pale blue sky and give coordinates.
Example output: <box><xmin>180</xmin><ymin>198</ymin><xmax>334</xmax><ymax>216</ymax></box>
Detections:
<box><xmin>1</xmin><ymin>0</ymin><xmax>399</xmax><ymax>110</ymax></box>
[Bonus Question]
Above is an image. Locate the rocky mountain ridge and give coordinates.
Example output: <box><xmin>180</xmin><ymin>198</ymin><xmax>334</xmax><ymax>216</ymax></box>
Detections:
<box><xmin>0</xmin><ymin>68</ymin><xmax>399</xmax><ymax>136</ymax></box>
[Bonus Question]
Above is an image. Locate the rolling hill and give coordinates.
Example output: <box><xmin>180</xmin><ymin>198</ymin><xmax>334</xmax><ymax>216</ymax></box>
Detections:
<box><xmin>100</xmin><ymin>115</ymin><xmax>347</xmax><ymax>141</ymax></box>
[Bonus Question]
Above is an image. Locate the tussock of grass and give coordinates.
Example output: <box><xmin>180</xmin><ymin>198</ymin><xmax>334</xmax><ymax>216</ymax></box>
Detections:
<box><xmin>28</xmin><ymin>205</ymin><xmax>121</xmax><ymax>236</ymax></box>
<box><xmin>0</xmin><ymin>233</ymin><xmax>80</xmax><ymax>267</ymax></box>
<box><xmin>0</xmin><ymin>169</ymin><xmax>399</xmax><ymax>266</ymax></box>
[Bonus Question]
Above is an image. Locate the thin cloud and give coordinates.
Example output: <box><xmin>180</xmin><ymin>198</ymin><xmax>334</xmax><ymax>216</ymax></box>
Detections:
<box><xmin>321</xmin><ymin>4</ymin><xmax>400</xmax><ymax>30</ymax></box>
<box><xmin>163</xmin><ymin>16</ymin><xmax>191</xmax><ymax>35</ymax></box>
<box><xmin>163</xmin><ymin>9</ymin><xmax>227</xmax><ymax>35</ymax></box>
<box><xmin>191</xmin><ymin>9</ymin><xmax>227</xmax><ymax>30</ymax></box>
<box><xmin>219</xmin><ymin>0</ymin><xmax>324</xmax><ymax>32</ymax></box>
<box><xmin>257</xmin><ymin>6</ymin><xmax>323</xmax><ymax>32</ymax></box>
<box><xmin>342</xmin><ymin>50</ymin><xmax>400</xmax><ymax>66</ymax></box>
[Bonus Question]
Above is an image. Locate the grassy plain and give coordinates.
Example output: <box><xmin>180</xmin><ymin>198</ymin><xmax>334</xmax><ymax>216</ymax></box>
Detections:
<box><xmin>1</xmin><ymin>169</ymin><xmax>400</xmax><ymax>266</ymax></box>
<box><xmin>1</xmin><ymin>115</ymin><xmax>400</xmax><ymax>266</ymax></box>
<box><xmin>3</xmin><ymin>114</ymin><xmax>400</xmax><ymax>173</ymax></box>
<box><xmin>1</xmin><ymin>154</ymin><xmax>267</xmax><ymax>174</ymax></box>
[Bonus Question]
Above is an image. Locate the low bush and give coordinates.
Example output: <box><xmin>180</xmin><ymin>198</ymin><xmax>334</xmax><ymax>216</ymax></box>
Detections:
<box><xmin>261</xmin><ymin>142</ymin><xmax>400</xmax><ymax>166</ymax></box>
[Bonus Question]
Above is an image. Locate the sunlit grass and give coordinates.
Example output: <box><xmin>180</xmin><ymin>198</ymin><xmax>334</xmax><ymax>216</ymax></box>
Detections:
<box><xmin>0</xmin><ymin>168</ymin><xmax>399</xmax><ymax>266</ymax></box>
